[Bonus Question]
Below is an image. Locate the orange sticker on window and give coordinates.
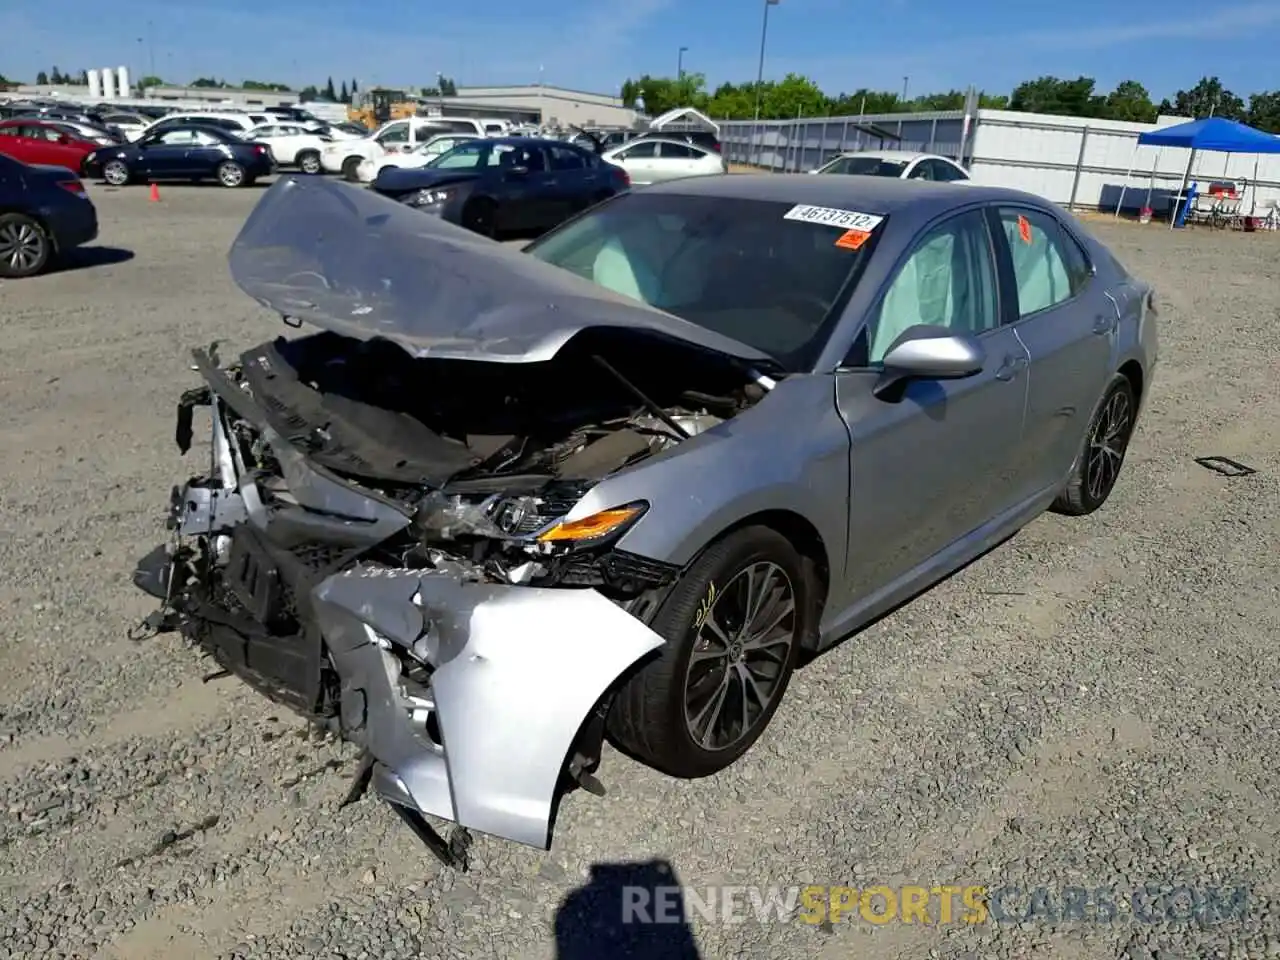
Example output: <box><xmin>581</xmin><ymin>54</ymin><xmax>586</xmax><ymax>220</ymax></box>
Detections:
<box><xmin>1017</xmin><ymin>215</ymin><xmax>1033</xmax><ymax>244</ymax></box>
<box><xmin>835</xmin><ymin>228</ymin><xmax>871</xmax><ymax>250</ymax></box>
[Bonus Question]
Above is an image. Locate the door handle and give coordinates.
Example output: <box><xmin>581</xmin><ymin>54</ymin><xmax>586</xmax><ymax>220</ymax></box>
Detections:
<box><xmin>1093</xmin><ymin>313</ymin><xmax>1116</xmax><ymax>334</ymax></box>
<box><xmin>995</xmin><ymin>355</ymin><xmax>1028</xmax><ymax>381</ymax></box>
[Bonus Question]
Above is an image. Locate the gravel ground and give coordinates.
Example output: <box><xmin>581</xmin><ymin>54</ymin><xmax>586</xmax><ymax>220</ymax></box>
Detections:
<box><xmin>2</xmin><ymin>181</ymin><xmax>1279</xmax><ymax>960</ymax></box>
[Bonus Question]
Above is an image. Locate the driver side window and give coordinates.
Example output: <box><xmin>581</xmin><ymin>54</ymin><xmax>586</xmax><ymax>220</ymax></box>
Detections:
<box><xmin>859</xmin><ymin>210</ymin><xmax>999</xmax><ymax>365</ymax></box>
<box><xmin>377</xmin><ymin>122</ymin><xmax>409</xmax><ymax>144</ymax></box>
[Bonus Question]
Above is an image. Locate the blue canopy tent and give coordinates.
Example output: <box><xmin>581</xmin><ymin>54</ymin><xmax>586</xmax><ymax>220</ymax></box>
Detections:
<box><xmin>1114</xmin><ymin>117</ymin><xmax>1280</xmax><ymax>228</ymax></box>
<box><xmin>1111</xmin><ymin>116</ymin><xmax>1280</xmax><ymax>227</ymax></box>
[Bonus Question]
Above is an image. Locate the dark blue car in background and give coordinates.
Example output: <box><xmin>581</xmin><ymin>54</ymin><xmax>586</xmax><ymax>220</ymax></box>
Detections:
<box><xmin>370</xmin><ymin>137</ymin><xmax>629</xmax><ymax>238</ymax></box>
<box><xmin>0</xmin><ymin>153</ymin><xmax>99</xmax><ymax>278</ymax></box>
<box><xmin>84</xmin><ymin>123</ymin><xmax>273</xmax><ymax>189</ymax></box>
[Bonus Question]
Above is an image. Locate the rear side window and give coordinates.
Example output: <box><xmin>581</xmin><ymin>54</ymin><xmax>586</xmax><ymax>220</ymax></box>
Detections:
<box><xmin>1056</xmin><ymin>224</ymin><xmax>1093</xmax><ymax>295</ymax></box>
<box><xmin>659</xmin><ymin>142</ymin><xmax>696</xmax><ymax>158</ymax></box>
<box><xmin>549</xmin><ymin>145</ymin><xmax>586</xmax><ymax>170</ymax></box>
<box><xmin>996</xmin><ymin>207</ymin><xmax>1079</xmax><ymax>317</ymax></box>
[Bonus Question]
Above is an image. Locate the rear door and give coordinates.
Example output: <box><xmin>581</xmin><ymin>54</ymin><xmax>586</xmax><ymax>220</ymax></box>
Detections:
<box><xmin>185</xmin><ymin>129</ymin><xmax>233</xmax><ymax>175</ymax></box>
<box><xmin>655</xmin><ymin>141</ymin><xmax>702</xmax><ymax>181</ymax></box>
<box><xmin>0</xmin><ymin>125</ymin><xmax>38</xmax><ymax>163</ymax></box>
<box><xmin>989</xmin><ymin>205</ymin><xmax>1114</xmax><ymax>500</ymax></box>
<box><xmin>545</xmin><ymin>144</ymin><xmax>597</xmax><ymax>220</ymax></box>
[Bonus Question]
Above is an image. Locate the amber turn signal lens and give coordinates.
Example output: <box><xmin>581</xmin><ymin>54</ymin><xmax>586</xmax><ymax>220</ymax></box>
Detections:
<box><xmin>537</xmin><ymin>505</ymin><xmax>645</xmax><ymax>542</ymax></box>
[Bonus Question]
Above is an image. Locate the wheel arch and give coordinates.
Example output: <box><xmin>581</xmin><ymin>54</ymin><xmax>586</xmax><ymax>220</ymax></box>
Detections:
<box><xmin>1118</xmin><ymin>358</ymin><xmax>1144</xmax><ymax>407</ymax></box>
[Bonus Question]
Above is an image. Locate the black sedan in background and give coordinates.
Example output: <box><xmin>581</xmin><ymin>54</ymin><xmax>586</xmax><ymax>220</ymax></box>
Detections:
<box><xmin>370</xmin><ymin>137</ymin><xmax>629</xmax><ymax>238</ymax></box>
<box><xmin>0</xmin><ymin>153</ymin><xmax>99</xmax><ymax>278</ymax></box>
<box><xmin>84</xmin><ymin>124</ymin><xmax>274</xmax><ymax>188</ymax></box>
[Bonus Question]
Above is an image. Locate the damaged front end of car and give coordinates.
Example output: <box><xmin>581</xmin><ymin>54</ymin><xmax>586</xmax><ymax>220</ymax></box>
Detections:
<box><xmin>132</xmin><ymin>176</ymin><xmax>780</xmax><ymax>869</ymax></box>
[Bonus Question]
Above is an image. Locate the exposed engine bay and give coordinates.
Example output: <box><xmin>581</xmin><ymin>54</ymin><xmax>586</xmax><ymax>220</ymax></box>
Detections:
<box><xmin>196</xmin><ymin>327</ymin><xmax>770</xmax><ymax>592</ymax></box>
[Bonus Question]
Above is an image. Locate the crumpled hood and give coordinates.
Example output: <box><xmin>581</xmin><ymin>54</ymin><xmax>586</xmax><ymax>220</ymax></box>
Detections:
<box><xmin>372</xmin><ymin>166</ymin><xmax>479</xmax><ymax>194</ymax></box>
<box><xmin>226</xmin><ymin>175</ymin><xmax>776</xmax><ymax>365</ymax></box>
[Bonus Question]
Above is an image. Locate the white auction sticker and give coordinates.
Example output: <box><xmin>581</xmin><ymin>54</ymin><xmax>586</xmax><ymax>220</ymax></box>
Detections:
<box><xmin>783</xmin><ymin>204</ymin><xmax>884</xmax><ymax>231</ymax></box>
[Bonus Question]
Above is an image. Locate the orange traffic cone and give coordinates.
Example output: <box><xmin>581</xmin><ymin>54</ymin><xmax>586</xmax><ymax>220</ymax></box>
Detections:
<box><xmin>149</xmin><ymin>183</ymin><xmax>160</xmax><ymax>202</ymax></box>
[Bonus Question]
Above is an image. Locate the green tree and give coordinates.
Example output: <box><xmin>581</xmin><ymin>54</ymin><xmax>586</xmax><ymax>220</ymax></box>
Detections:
<box><xmin>1009</xmin><ymin>76</ymin><xmax>1104</xmax><ymax>117</ymax></box>
<box><xmin>351</xmin><ymin>77</ymin><xmax>358</xmax><ymax>95</ymax></box>
<box><xmin>298</xmin><ymin>85</ymin><xmax>318</xmax><ymax>102</ymax></box>
<box><xmin>324</xmin><ymin>76</ymin><xmax>336</xmax><ymax>100</ymax></box>
<box><xmin>1104</xmin><ymin>81</ymin><xmax>1157</xmax><ymax>123</ymax></box>
<box><xmin>36</xmin><ymin>70</ymin><xmax>49</xmax><ymax>85</ymax></box>
<box><xmin>49</xmin><ymin>67</ymin><xmax>65</xmax><ymax>84</ymax></box>
<box><xmin>339</xmin><ymin>80</ymin><xmax>348</xmax><ymax>102</ymax></box>
<box><xmin>1247</xmin><ymin>91</ymin><xmax>1280</xmax><ymax>133</ymax></box>
<box><xmin>439</xmin><ymin>76</ymin><xmax>457</xmax><ymax>96</ymax></box>
<box><xmin>138</xmin><ymin>75</ymin><xmax>164</xmax><ymax>88</ymax></box>
<box><xmin>190</xmin><ymin>77</ymin><xmax>227</xmax><ymax>88</ymax></box>
<box><xmin>1162</xmin><ymin>76</ymin><xmax>1245</xmax><ymax>120</ymax></box>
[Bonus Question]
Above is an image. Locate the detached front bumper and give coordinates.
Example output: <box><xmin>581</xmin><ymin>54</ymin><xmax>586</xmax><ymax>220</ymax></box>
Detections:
<box><xmin>134</xmin><ymin>352</ymin><xmax>666</xmax><ymax>856</ymax></box>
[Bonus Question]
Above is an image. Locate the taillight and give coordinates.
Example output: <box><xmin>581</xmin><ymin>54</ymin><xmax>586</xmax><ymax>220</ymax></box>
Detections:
<box><xmin>712</xmin><ymin>142</ymin><xmax>722</xmax><ymax>153</ymax></box>
<box><xmin>255</xmin><ymin>144</ymin><xmax>267</xmax><ymax>155</ymax></box>
<box><xmin>57</xmin><ymin>179</ymin><xmax>85</xmax><ymax>195</ymax></box>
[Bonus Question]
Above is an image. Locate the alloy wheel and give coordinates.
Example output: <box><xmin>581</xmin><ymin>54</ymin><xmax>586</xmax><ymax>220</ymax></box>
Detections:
<box><xmin>219</xmin><ymin>163</ymin><xmax>244</xmax><ymax>187</ymax></box>
<box><xmin>104</xmin><ymin>161</ymin><xmax>129</xmax><ymax>185</ymax></box>
<box><xmin>299</xmin><ymin>154</ymin><xmax>320</xmax><ymax>174</ymax></box>
<box><xmin>0</xmin><ymin>220</ymin><xmax>46</xmax><ymax>274</ymax></box>
<box><xmin>1086</xmin><ymin>389</ymin><xmax>1133</xmax><ymax>502</ymax></box>
<box><xmin>682</xmin><ymin>561</ymin><xmax>798</xmax><ymax>752</ymax></box>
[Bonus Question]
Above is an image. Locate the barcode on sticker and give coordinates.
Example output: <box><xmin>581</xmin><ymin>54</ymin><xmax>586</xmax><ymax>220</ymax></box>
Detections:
<box><xmin>783</xmin><ymin>204</ymin><xmax>884</xmax><ymax>231</ymax></box>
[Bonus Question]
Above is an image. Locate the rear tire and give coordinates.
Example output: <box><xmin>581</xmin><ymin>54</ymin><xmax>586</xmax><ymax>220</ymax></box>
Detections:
<box><xmin>0</xmin><ymin>213</ymin><xmax>52</xmax><ymax>279</ymax></box>
<box><xmin>341</xmin><ymin>156</ymin><xmax>362</xmax><ymax>181</ymax></box>
<box><xmin>217</xmin><ymin>161</ymin><xmax>246</xmax><ymax>188</ymax></box>
<box><xmin>1052</xmin><ymin>374</ymin><xmax>1137</xmax><ymax>516</ymax></box>
<box><xmin>606</xmin><ymin>526</ymin><xmax>809</xmax><ymax>778</ymax></box>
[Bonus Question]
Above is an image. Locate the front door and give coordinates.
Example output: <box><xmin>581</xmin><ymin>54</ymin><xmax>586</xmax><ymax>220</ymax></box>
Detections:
<box><xmin>615</xmin><ymin>140</ymin><xmax>658</xmax><ymax>184</ymax></box>
<box><xmin>836</xmin><ymin>207</ymin><xmax>1031</xmax><ymax>595</ymax></box>
<box><xmin>137</xmin><ymin>129</ymin><xmax>197</xmax><ymax>177</ymax></box>
<box><xmin>989</xmin><ymin>206</ymin><xmax>1115</xmax><ymax>500</ymax></box>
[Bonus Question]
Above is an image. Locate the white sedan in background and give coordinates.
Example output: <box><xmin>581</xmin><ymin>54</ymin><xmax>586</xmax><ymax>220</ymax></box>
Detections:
<box><xmin>244</xmin><ymin>123</ymin><xmax>344</xmax><ymax>173</ymax></box>
<box><xmin>600</xmin><ymin>137</ymin><xmax>726</xmax><ymax>185</ymax></box>
<box><xmin>354</xmin><ymin>133</ymin><xmax>480</xmax><ymax>183</ymax></box>
<box><xmin>810</xmin><ymin>150</ymin><xmax>970</xmax><ymax>181</ymax></box>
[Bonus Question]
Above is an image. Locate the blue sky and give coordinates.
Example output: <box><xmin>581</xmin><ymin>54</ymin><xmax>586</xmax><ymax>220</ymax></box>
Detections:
<box><xmin>3</xmin><ymin>0</ymin><xmax>1278</xmax><ymax>102</ymax></box>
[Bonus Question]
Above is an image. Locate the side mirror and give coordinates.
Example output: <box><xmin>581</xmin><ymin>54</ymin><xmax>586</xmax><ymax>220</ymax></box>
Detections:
<box><xmin>872</xmin><ymin>327</ymin><xmax>985</xmax><ymax>401</ymax></box>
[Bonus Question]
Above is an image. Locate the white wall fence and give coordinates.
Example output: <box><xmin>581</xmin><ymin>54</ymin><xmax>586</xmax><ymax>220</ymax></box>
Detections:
<box><xmin>716</xmin><ymin>108</ymin><xmax>1280</xmax><ymax>215</ymax></box>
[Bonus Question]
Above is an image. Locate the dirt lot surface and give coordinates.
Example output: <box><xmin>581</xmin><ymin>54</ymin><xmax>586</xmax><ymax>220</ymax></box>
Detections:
<box><xmin>2</xmin><ymin>182</ymin><xmax>1279</xmax><ymax>960</ymax></box>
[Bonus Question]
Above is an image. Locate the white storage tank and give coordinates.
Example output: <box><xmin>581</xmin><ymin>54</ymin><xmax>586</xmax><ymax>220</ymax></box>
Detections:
<box><xmin>117</xmin><ymin>66</ymin><xmax>130</xmax><ymax>98</ymax></box>
<box><xmin>87</xmin><ymin>69</ymin><xmax>102</xmax><ymax>100</ymax></box>
<box><xmin>101</xmin><ymin>67</ymin><xmax>116</xmax><ymax>99</ymax></box>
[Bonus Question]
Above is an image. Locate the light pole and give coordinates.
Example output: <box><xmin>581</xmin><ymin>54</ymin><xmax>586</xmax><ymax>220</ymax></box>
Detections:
<box><xmin>437</xmin><ymin>71</ymin><xmax>444</xmax><ymax>116</ymax></box>
<box><xmin>677</xmin><ymin>46</ymin><xmax>688</xmax><ymax>79</ymax></box>
<box><xmin>148</xmin><ymin>21</ymin><xmax>156</xmax><ymax>80</ymax></box>
<box><xmin>749</xmin><ymin>0</ymin><xmax>780</xmax><ymax>166</ymax></box>
<box><xmin>901</xmin><ymin>76</ymin><xmax>909</xmax><ymax>104</ymax></box>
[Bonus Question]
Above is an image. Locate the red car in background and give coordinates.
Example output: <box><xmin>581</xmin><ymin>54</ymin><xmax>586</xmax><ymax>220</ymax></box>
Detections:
<box><xmin>0</xmin><ymin>120</ymin><xmax>99</xmax><ymax>175</ymax></box>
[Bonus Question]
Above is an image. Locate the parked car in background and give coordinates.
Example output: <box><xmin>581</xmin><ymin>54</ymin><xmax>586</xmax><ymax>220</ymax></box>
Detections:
<box><xmin>319</xmin><ymin>118</ymin><xmax>459</xmax><ymax>180</ymax></box>
<box><xmin>370</xmin><ymin>137</ymin><xmax>628</xmax><ymax>237</ymax></box>
<box><xmin>631</xmin><ymin>129</ymin><xmax>722</xmax><ymax>154</ymax></box>
<box><xmin>129</xmin><ymin>112</ymin><xmax>271</xmax><ymax>142</ymax></box>
<box><xmin>354</xmin><ymin>133</ymin><xmax>479</xmax><ymax>183</ymax></box>
<box><xmin>134</xmin><ymin>172</ymin><xmax>1155</xmax><ymax>865</ymax></box>
<box><xmin>601</xmin><ymin>136</ymin><xmax>727</xmax><ymax>185</ymax></box>
<box><xmin>0</xmin><ymin>153</ymin><xmax>98</xmax><ymax>278</ymax></box>
<box><xmin>98</xmin><ymin>111</ymin><xmax>151</xmax><ymax>140</ymax></box>
<box><xmin>28</xmin><ymin>119</ymin><xmax>121</xmax><ymax>146</ymax></box>
<box><xmin>84</xmin><ymin>123</ymin><xmax>273</xmax><ymax>188</ymax></box>
<box><xmin>244</xmin><ymin>122</ymin><xmax>337</xmax><ymax>173</ymax></box>
<box><xmin>812</xmin><ymin>150</ymin><xmax>970</xmax><ymax>181</ymax></box>
<box><xmin>0</xmin><ymin>120</ymin><xmax>101</xmax><ymax>174</ymax></box>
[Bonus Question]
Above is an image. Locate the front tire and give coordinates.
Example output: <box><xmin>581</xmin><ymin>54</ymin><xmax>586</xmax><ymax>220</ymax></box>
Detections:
<box><xmin>0</xmin><ymin>213</ymin><xmax>52</xmax><ymax>279</ymax></box>
<box><xmin>103</xmin><ymin>160</ymin><xmax>130</xmax><ymax>186</ymax></box>
<box><xmin>1052</xmin><ymin>374</ymin><xmax>1137</xmax><ymax>516</ymax></box>
<box><xmin>607</xmin><ymin>526</ymin><xmax>808</xmax><ymax>778</ymax></box>
<box><xmin>341</xmin><ymin>156</ymin><xmax>362</xmax><ymax>181</ymax></box>
<box><xmin>297</xmin><ymin>151</ymin><xmax>321</xmax><ymax>174</ymax></box>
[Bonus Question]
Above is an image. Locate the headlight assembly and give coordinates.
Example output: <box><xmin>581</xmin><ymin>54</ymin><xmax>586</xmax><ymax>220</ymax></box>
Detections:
<box><xmin>406</xmin><ymin>188</ymin><xmax>454</xmax><ymax>208</ymax></box>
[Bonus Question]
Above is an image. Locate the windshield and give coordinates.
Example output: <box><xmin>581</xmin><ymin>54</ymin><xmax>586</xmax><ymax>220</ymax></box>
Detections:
<box><xmin>821</xmin><ymin>155</ymin><xmax>909</xmax><ymax>177</ymax></box>
<box><xmin>524</xmin><ymin>192</ymin><xmax>879</xmax><ymax>369</ymax></box>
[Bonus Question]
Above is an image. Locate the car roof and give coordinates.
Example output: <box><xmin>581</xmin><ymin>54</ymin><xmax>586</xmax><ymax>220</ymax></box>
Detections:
<box><xmin>831</xmin><ymin>150</ymin><xmax>957</xmax><ymax>163</ymax></box>
<box><xmin>643</xmin><ymin>173</ymin><xmax>1045</xmax><ymax>217</ymax></box>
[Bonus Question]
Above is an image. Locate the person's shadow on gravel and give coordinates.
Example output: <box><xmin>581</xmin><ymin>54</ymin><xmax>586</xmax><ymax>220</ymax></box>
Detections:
<box><xmin>554</xmin><ymin>859</ymin><xmax>702</xmax><ymax>959</ymax></box>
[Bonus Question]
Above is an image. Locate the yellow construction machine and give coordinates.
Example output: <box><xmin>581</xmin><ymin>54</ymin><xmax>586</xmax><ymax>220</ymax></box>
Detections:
<box><xmin>347</xmin><ymin>88</ymin><xmax>419</xmax><ymax>129</ymax></box>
